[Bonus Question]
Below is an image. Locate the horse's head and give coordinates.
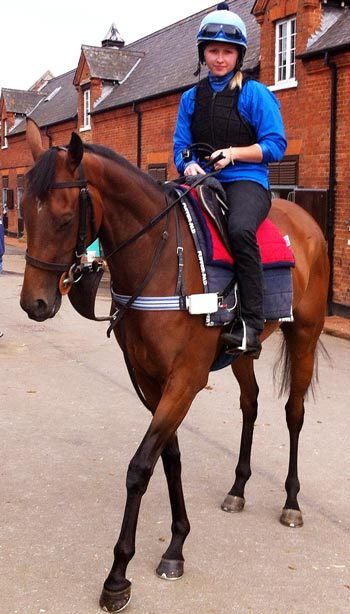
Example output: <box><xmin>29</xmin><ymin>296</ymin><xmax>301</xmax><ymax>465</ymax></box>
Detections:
<box><xmin>20</xmin><ymin>119</ymin><xmax>96</xmax><ymax>321</ymax></box>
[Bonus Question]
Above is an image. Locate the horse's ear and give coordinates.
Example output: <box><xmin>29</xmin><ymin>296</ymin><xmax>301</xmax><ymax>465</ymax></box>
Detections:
<box><xmin>67</xmin><ymin>132</ymin><xmax>84</xmax><ymax>171</ymax></box>
<box><xmin>26</xmin><ymin>118</ymin><xmax>45</xmax><ymax>161</ymax></box>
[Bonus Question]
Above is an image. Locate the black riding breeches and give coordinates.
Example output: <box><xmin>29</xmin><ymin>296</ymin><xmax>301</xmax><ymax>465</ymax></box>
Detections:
<box><xmin>223</xmin><ymin>180</ymin><xmax>271</xmax><ymax>332</ymax></box>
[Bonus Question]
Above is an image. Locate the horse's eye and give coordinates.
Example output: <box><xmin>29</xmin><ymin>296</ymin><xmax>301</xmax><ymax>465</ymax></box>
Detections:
<box><xmin>57</xmin><ymin>217</ymin><xmax>73</xmax><ymax>231</ymax></box>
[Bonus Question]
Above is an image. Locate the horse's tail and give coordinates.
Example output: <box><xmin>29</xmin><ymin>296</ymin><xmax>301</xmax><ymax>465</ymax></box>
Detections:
<box><xmin>273</xmin><ymin>332</ymin><xmax>332</xmax><ymax>400</ymax></box>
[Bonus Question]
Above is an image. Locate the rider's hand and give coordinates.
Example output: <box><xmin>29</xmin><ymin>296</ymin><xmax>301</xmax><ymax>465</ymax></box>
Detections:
<box><xmin>184</xmin><ymin>162</ymin><xmax>206</xmax><ymax>177</ymax></box>
<box><xmin>210</xmin><ymin>148</ymin><xmax>234</xmax><ymax>170</ymax></box>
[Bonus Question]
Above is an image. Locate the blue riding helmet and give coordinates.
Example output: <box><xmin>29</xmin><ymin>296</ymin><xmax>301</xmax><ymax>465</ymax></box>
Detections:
<box><xmin>197</xmin><ymin>2</ymin><xmax>247</xmax><ymax>66</ymax></box>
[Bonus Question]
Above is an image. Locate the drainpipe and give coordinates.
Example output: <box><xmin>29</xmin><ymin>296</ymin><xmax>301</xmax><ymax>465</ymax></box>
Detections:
<box><xmin>324</xmin><ymin>51</ymin><xmax>337</xmax><ymax>315</ymax></box>
<box><xmin>133</xmin><ymin>103</ymin><xmax>142</xmax><ymax>168</ymax></box>
<box><xmin>45</xmin><ymin>127</ymin><xmax>53</xmax><ymax>148</ymax></box>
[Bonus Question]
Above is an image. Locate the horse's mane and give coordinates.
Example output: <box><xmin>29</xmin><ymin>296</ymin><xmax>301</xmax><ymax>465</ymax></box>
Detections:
<box><xmin>26</xmin><ymin>142</ymin><xmax>163</xmax><ymax>199</ymax></box>
<box><xmin>26</xmin><ymin>147</ymin><xmax>60</xmax><ymax>199</ymax></box>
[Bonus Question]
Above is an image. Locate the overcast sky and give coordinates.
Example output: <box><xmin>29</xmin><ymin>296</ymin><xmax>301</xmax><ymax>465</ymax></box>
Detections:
<box><xmin>1</xmin><ymin>0</ymin><xmax>216</xmax><ymax>91</ymax></box>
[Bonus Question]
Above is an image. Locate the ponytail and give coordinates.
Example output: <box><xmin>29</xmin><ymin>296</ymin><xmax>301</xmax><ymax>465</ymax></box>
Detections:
<box><xmin>229</xmin><ymin>70</ymin><xmax>243</xmax><ymax>90</ymax></box>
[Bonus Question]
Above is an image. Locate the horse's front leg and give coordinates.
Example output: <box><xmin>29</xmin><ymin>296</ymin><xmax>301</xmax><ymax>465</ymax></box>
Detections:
<box><xmin>122</xmin><ymin>374</ymin><xmax>190</xmax><ymax>580</ymax></box>
<box><xmin>222</xmin><ymin>356</ymin><xmax>259</xmax><ymax>513</ymax></box>
<box><xmin>99</xmin><ymin>370</ymin><xmax>205</xmax><ymax>612</ymax></box>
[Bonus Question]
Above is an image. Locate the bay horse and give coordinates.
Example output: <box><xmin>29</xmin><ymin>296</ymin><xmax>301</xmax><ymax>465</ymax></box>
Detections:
<box><xmin>20</xmin><ymin>119</ymin><xmax>329</xmax><ymax>612</ymax></box>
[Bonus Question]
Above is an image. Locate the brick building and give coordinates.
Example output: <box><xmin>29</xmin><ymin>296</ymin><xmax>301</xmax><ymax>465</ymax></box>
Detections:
<box><xmin>0</xmin><ymin>0</ymin><xmax>349</xmax><ymax>315</ymax></box>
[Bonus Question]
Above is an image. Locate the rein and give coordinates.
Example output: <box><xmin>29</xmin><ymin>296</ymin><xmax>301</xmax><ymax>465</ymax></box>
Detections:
<box><xmin>100</xmin><ymin>170</ymin><xmax>219</xmax><ymax>261</ymax></box>
<box><xmin>25</xmin><ymin>162</ymin><xmax>218</xmax><ymax>274</ymax></box>
<box><xmin>25</xmin><ymin>151</ymin><xmax>222</xmax><ymax>326</ymax></box>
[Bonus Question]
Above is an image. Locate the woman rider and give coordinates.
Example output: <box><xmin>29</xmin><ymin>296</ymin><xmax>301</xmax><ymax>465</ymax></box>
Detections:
<box><xmin>173</xmin><ymin>2</ymin><xmax>287</xmax><ymax>357</ymax></box>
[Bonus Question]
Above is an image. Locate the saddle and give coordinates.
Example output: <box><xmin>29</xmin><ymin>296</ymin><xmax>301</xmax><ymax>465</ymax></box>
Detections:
<box><xmin>183</xmin><ymin>176</ymin><xmax>231</xmax><ymax>254</ymax></box>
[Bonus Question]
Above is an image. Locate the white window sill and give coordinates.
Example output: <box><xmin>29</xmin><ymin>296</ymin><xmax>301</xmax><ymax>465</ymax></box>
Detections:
<box><xmin>269</xmin><ymin>79</ymin><xmax>298</xmax><ymax>92</ymax></box>
<box><xmin>79</xmin><ymin>126</ymin><xmax>91</xmax><ymax>132</ymax></box>
<box><xmin>1</xmin><ymin>144</ymin><xmax>8</xmax><ymax>149</ymax></box>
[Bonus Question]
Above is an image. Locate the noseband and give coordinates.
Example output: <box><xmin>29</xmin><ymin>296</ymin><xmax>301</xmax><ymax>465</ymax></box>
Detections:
<box><xmin>25</xmin><ymin>163</ymin><xmax>98</xmax><ymax>290</ymax></box>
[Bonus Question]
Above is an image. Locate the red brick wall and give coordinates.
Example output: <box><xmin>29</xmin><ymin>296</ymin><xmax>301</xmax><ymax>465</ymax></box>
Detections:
<box><xmin>331</xmin><ymin>56</ymin><xmax>350</xmax><ymax>306</ymax></box>
<box><xmin>256</xmin><ymin>0</ymin><xmax>350</xmax><ymax>307</ymax></box>
<box><xmin>92</xmin><ymin>93</ymin><xmax>181</xmax><ymax>177</ymax></box>
<box><xmin>0</xmin><ymin>120</ymin><xmax>77</xmax><ymax>234</ymax></box>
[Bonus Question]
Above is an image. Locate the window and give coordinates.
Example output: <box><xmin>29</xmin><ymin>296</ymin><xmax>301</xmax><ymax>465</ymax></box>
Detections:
<box><xmin>275</xmin><ymin>17</ymin><xmax>296</xmax><ymax>87</ymax></box>
<box><xmin>17</xmin><ymin>175</ymin><xmax>25</xmax><ymax>237</ymax></box>
<box><xmin>17</xmin><ymin>175</ymin><xmax>24</xmax><ymax>213</ymax></box>
<box><xmin>2</xmin><ymin>176</ymin><xmax>13</xmax><ymax>211</ymax></box>
<box><xmin>269</xmin><ymin>156</ymin><xmax>298</xmax><ymax>200</ymax></box>
<box><xmin>82</xmin><ymin>88</ymin><xmax>91</xmax><ymax>129</ymax></box>
<box><xmin>1</xmin><ymin>119</ymin><xmax>8</xmax><ymax>148</ymax></box>
<box><xmin>148</xmin><ymin>164</ymin><xmax>167</xmax><ymax>184</ymax></box>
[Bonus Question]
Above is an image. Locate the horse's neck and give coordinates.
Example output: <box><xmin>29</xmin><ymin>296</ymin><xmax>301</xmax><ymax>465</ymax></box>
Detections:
<box><xmin>102</xmin><ymin>161</ymin><xmax>163</xmax><ymax>227</ymax></box>
<box><xmin>97</xmin><ymin>164</ymin><xmax>168</xmax><ymax>288</ymax></box>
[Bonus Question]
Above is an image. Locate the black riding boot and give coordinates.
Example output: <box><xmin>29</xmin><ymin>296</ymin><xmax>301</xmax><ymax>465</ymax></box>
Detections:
<box><xmin>221</xmin><ymin>319</ymin><xmax>262</xmax><ymax>359</ymax></box>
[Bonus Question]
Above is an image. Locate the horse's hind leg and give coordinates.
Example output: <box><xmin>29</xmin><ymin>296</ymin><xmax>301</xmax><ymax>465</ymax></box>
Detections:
<box><xmin>279</xmin><ymin>321</ymin><xmax>321</xmax><ymax>528</ymax></box>
<box><xmin>222</xmin><ymin>356</ymin><xmax>259</xmax><ymax>513</ymax></box>
<box><xmin>156</xmin><ymin>433</ymin><xmax>191</xmax><ymax>580</ymax></box>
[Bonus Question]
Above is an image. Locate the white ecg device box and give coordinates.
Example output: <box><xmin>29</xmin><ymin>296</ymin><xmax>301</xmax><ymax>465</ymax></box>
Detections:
<box><xmin>186</xmin><ymin>293</ymin><xmax>218</xmax><ymax>314</ymax></box>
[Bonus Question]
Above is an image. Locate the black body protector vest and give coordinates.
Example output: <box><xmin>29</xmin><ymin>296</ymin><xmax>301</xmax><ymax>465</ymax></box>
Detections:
<box><xmin>190</xmin><ymin>77</ymin><xmax>256</xmax><ymax>160</ymax></box>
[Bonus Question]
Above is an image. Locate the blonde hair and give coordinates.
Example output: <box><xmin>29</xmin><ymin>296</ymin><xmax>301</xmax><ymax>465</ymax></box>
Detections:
<box><xmin>229</xmin><ymin>70</ymin><xmax>243</xmax><ymax>90</ymax></box>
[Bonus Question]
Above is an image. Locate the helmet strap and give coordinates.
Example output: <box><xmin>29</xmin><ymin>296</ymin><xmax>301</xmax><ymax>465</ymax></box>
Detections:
<box><xmin>193</xmin><ymin>60</ymin><xmax>201</xmax><ymax>78</ymax></box>
<box><xmin>198</xmin><ymin>42</ymin><xmax>207</xmax><ymax>64</ymax></box>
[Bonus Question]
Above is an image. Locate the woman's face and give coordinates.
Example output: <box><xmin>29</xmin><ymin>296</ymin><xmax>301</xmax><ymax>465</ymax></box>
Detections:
<box><xmin>203</xmin><ymin>42</ymin><xmax>239</xmax><ymax>77</ymax></box>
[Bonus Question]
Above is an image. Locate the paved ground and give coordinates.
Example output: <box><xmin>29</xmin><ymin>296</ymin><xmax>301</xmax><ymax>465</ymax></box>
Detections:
<box><xmin>1</xmin><ymin>245</ymin><xmax>350</xmax><ymax>614</ymax></box>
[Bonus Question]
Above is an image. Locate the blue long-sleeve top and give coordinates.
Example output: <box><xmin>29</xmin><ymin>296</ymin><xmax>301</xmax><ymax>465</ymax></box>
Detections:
<box><xmin>173</xmin><ymin>71</ymin><xmax>287</xmax><ymax>189</ymax></box>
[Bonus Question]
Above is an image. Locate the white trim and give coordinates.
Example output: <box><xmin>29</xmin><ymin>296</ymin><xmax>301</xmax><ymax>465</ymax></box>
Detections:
<box><xmin>44</xmin><ymin>86</ymin><xmax>61</xmax><ymax>102</ymax></box>
<box><xmin>79</xmin><ymin>126</ymin><xmax>91</xmax><ymax>133</ymax></box>
<box><xmin>274</xmin><ymin>16</ymin><xmax>296</xmax><ymax>87</ymax></box>
<box><xmin>119</xmin><ymin>57</ymin><xmax>142</xmax><ymax>85</ymax></box>
<box><xmin>2</xmin><ymin>119</ymin><xmax>8</xmax><ymax>148</ymax></box>
<box><xmin>82</xmin><ymin>88</ymin><xmax>91</xmax><ymax>129</ymax></box>
<box><xmin>269</xmin><ymin>79</ymin><xmax>298</xmax><ymax>92</ymax></box>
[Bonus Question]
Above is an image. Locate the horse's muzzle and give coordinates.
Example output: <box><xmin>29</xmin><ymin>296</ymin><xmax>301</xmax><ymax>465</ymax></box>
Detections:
<box><xmin>20</xmin><ymin>292</ymin><xmax>62</xmax><ymax>321</ymax></box>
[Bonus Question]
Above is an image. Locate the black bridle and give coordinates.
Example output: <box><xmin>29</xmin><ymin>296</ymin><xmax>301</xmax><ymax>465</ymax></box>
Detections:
<box><xmin>25</xmin><ymin>164</ymin><xmax>96</xmax><ymax>281</ymax></box>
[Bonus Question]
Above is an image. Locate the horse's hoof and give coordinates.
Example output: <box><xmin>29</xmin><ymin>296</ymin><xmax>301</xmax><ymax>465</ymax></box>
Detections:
<box><xmin>280</xmin><ymin>508</ymin><xmax>303</xmax><ymax>528</ymax></box>
<box><xmin>156</xmin><ymin>557</ymin><xmax>184</xmax><ymax>580</ymax></box>
<box><xmin>99</xmin><ymin>584</ymin><xmax>131</xmax><ymax>612</ymax></box>
<box><xmin>221</xmin><ymin>494</ymin><xmax>245</xmax><ymax>513</ymax></box>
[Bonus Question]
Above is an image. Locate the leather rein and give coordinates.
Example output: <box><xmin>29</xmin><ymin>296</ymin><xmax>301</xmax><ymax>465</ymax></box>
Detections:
<box><xmin>25</xmin><ymin>155</ymin><xmax>221</xmax><ymax>333</ymax></box>
<box><xmin>25</xmin><ymin>159</ymin><xmax>216</xmax><ymax>289</ymax></box>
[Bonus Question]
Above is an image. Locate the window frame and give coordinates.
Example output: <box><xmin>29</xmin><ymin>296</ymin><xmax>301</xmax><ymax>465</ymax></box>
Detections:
<box><xmin>80</xmin><ymin>87</ymin><xmax>91</xmax><ymax>131</ymax></box>
<box><xmin>269</xmin><ymin>155</ymin><xmax>299</xmax><ymax>200</ymax></box>
<box><xmin>16</xmin><ymin>174</ymin><xmax>25</xmax><ymax>218</ymax></box>
<box><xmin>273</xmin><ymin>16</ymin><xmax>297</xmax><ymax>90</ymax></box>
<box><xmin>148</xmin><ymin>164</ymin><xmax>168</xmax><ymax>184</ymax></box>
<box><xmin>1</xmin><ymin>119</ymin><xmax>8</xmax><ymax>149</ymax></box>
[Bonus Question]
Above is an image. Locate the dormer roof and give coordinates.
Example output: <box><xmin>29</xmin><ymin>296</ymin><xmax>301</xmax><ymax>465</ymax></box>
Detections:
<box><xmin>1</xmin><ymin>89</ymin><xmax>45</xmax><ymax>115</ymax></box>
<box><xmin>73</xmin><ymin>45</ymin><xmax>144</xmax><ymax>85</ymax></box>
